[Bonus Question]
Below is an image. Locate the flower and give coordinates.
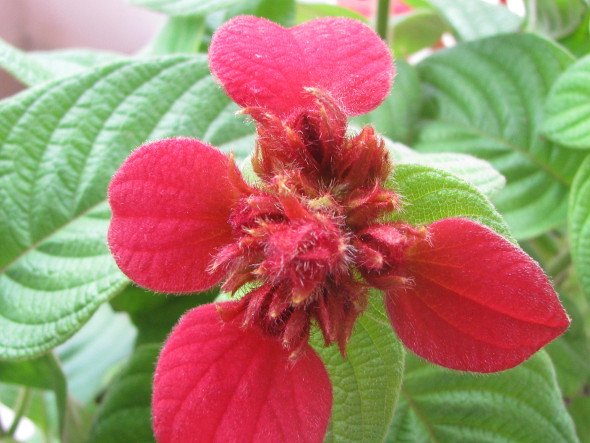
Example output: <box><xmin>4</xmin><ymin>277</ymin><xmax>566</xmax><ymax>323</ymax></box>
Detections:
<box><xmin>108</xmin><ymin>16</ymin><xmax>569</xmax><ymax>443</ymax></box>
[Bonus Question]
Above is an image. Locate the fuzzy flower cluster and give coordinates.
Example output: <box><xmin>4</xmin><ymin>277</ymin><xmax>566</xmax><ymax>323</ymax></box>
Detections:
<box><xmin>108</xmin><ymin>16</ymin><xmax>569</xmax><ymax>443</ymax></box>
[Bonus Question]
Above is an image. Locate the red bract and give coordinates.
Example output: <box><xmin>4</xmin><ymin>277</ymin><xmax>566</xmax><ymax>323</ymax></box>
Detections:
<box><xmin>107</xmin><ymin>16</ymin><xmax>569</xmax><ymax>443</ymax></box>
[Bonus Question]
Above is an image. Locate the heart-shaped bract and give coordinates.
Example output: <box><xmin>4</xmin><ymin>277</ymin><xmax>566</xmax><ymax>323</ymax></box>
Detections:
<box><xmin>209</xmin><ymin>16</ymin><xmax>393</xmax><ymax>118</ymax></box>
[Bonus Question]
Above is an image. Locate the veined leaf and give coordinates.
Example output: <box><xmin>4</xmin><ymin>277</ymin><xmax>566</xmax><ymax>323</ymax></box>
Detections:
<box><xmin>569</xmin><ymin>155</ymin><xmax>590</xmax><ymax>297</ymax></box>
<box><xmin>544</xmin><ymin>55</ymin><xmax>590</xmax><ymax>150</ymax></box>
<box><xmin>426</xmin><ymin>0</ymin><xmax>522</xmax><ymax>41</ymax></box>
<box><xmin>525</xmin><ymin>0</ymin><xmax>588</xmax><ymax>39</ymax></box>
<box><xmin>416</xmin><ymin>33</ymin><xmax>583</xmax><ymax>239</ymax></box>
<box><xmin>386</xmin><ymin>141</ymin><xmax>506</xmax><ymax>197</ymax></box>
<box><xmin>311</xmin><ymin>295</ymin><xmax>405</xmax><ymax>443</ymax></box>
<box><xmin>388</xmin><ymin>352</ymin><xmax>578</xmax><ymax>442</ymax></box>
<box><xmin>0</xmin><ymin>55</ymin><xmax>253</xmax><ymax>360</ymax></box>
<box><xmin>0</xmin><ymin>38</ymin><xmax>55</xmax><ymax>86</ymax></box>
<box><xmin>386</xmin><ymin>164</ymin><xmax>512</xmax><ymax>240</ymax></box>
<box><xmin>88</xmin><ymin>344</ymin><xmax>159</xmax><ymax>443</ymax></box>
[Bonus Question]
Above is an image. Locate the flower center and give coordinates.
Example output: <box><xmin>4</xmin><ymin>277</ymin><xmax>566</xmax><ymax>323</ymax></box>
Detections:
<box><xmin>213</xmin><ymin>91</ymin><xmax>425</xmax><ymax>358</ymax></box>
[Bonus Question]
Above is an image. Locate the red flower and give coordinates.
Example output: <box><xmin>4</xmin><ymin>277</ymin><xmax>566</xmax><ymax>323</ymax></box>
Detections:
<box><xmin>108</xmin><ymin>16</ymin><xmax>569</xmax><ymax>443</ymax></box>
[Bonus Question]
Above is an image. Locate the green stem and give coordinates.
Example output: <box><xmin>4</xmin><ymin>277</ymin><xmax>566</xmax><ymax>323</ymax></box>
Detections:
<box><xmin>6</xmin><ymin>388</ymin><xmax>31</xmax><ymax>438</ymax></box>
<box><xmin>376</xmin><ymin>0</ymin><xmax>391</xmax><ymax>40</ymax></box>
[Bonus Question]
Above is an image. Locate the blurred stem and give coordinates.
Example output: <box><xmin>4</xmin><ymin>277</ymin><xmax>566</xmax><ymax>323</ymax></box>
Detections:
<box><xmin>6</xmin><ymin>388</ymin><xmax>31</xmax><ymax>438</ymax></box>
<box><xmin>376</xmin><ymin>0</ymin><xmax>391</xmax><ymax>40</ymax></box>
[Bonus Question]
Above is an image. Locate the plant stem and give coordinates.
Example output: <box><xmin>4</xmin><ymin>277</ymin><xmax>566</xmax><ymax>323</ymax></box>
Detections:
<box><xmin>6</xmin><ymin>388</ymin><xmax>32</xmax><ymax>438</ymax></box>
<box><xmin>376</xmin><ymin>0</ymin><xmax>391</xmax><ymax>40</ymax></box>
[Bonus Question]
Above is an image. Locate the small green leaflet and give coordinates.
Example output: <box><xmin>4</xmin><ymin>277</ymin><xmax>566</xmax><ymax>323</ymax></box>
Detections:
<box><xmin>0</xmin><ymin>55</ymin><xmax>253</xmax><ymax>360</ymax></box>
<box><xmin>544</xmin><ymin>55</ymin><xmax>590</xmax><ymax>150</ymax></box>
<box><xmin>416</xmin><ymin>33</ymin><xmax>584</xmax><ymax>239</ymax></box>
<box><xmin>569</xmin><ymin>155</ymin><xmax>590</xmax><ymax>297</ymax></box>
<box><xmin>311</xmin><ymin>295</ymin><xmax>405</xmax><ymax>443</ymax></box>
<box><xmin>385</xmin><ymin>164</ymin><xmax>512</xmax><ymax>240</ymax></box>
<box><xmin>387</xmin><ymin>352</ymin><xmax>578</xmax><ymax>442</ymax></box>
<box><xmin>426</xmin><ymin>0</ymin><xmax>522</xmax><ymax>41</ymax></box>
<box><xmin>88</xmin><ymin>344</ymin><xmax>159</xmax><ymax>443</ymax></box>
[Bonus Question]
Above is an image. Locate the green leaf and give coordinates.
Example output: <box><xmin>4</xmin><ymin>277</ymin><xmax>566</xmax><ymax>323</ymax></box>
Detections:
<box><xmin>386</xmin><ymin>141</ymin><xmax>506</xmax><ymax>197</ymax></box>
<box><xmin>544</xmin><ymin>55</ymin><xmax>590</xmax><ymax>150</ymax></box>
<box><xmin>129</xmin><ymin>0</ymin><xmax>241</xmax><ymax>16</ymax></box>
<box><xmin>568</xmin><ymin>397</ymin><xmax>590</xmax><ymax>443</ymax></box>
<box><xmin>386</xmin><ymin>164</ymin><xmax>512</xmax><ymax>240</ymax></box>
<box><xmin>145</xmin><ymin>16</ymin><xmax>206</xmax><ymax>55</ymax></box>
<box><xmin>0</xmin><ymin>38</ymin><xmax>122</xmax><ymax>87</ymax></box>
<box><xmin>390</xmin><ymin>9</ymin><xmax>447</xmax><ymax>57</ymax></box>
<box><xmin>558</xmin><ymin>11</ymin><xmax>590</xmax><ymax>57</ymax></box>
<box><xmin>0</xmin><ymin>354</ymin><xmax>66</xmax><ymax>431</ymax></box>
<box><xmin>352</xmin><ymin>59</ymin><xmax>423</xmax><ymax>145</ymax></box>
<box><xmin>111</xmin><ymin>286</ymin><xmax>217</xmax><ymax>345</ymax></box>
<box><xmin>295</xmin><ymin>3</ymin><xmax>367</xmax><ymax>23</ymax></box>
<box><xmin>525</xmin><ymin>0</ymin><xmax>588</xmax><ymax>39</ymax></box>
<box><xmin>569</xmin><ymin>155</ymin><xmax>590</xmax><ymax>297</ymax></box>
<box><xmin>388</xmin><ymin>352</ymin><xmax>578</xmax><ymax>442</ymax></box>
<box><xmin>546</xmin><ymin>297</ymin><xmax>590</xmax><ymax>398</ymax></box>
<box><xmin>88</xmin><ymin>344</ymin><xmax>158</xmax><ymax>443</ymax></box>
<box><xmin>0</xmin><ymin>55</ymin><xmax>254</xmax><ymax>360</ymax></box>
<box><xmin>311</xmin><ymin>295</ymin><xmax>405</xmax><ymax>443</ymax></box>
<box><xmin>416</xmin><ymin>33</ymin><xmax>584</xmax><ymax>239</ymax></box>
<box><xmin>56</xmin><ymin>304</ymin><xmax>136</xmax><ymax>404</ymax></box>
<box><xmin>426</xmin><ymin>0</ymin><xmax>522</xmax><ymax>41</ymax></box>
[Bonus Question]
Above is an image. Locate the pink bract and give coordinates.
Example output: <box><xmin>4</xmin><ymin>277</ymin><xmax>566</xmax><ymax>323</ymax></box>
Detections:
<box><xmin>209</xmin><ymin>16</ymin><xmax>393</xmax><ymax>118</ymax></box>
<box><xmin>107</xmin><ymin>15</ymin><xmax>569</xmax><ymax>443</ymax></box>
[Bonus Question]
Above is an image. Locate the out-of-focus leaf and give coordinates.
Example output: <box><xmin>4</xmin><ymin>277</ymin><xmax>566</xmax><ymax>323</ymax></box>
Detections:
<box><xmin>568</xmin><ymin>396</ymin><xmax>590</xmax><ymax>443</ymax></box>
<box><xmin>56</xmin><ymin>304</ymin><xmax>136</xmax><ymax>405</ymax></box>
<box><xmin>426</xmin><ymin>0</ymin><xmax>522</xmax><ymax>41</ymax></box>
<box><xmin>569</xmin><ymin>155</ymin><xmax>590</xmax><ymax>297</ymax></box>
<box><xmin>129</xmin><ymin>0</ymin><xmax>241</xmax><ymax>16</ymax></box>
<box><xmin>0</xmin><ymin>38</ymin><xmax>121</xmax><ymax>87</ymax></box>
<box><xmin>558</xmin><ymin>12</ymin><xmax>590</xmax><ymax>57</ymax></box>
<box><xmin>88</xmin><ymin>344</ymin><xmax>159</xmax><ymax>443</ymax></box>
<box><xmin>312</xmin><ymin>296</ymin><xmax>404</xmax><ymax>443</ymax></box>
<box><xmin>525</xmin><ymin>0</ymin><xmax>588</xmax><ymax>39</ymax></box>
<box><xmin>146</xmin><ymin>16</ymin><xmax>206</xmax><ymax>54</ymax></box>
<box><xmin>295</xmin><ymin>3</ymin><xmax>367</xmax><ymax>23</ymax></box>
<box><xmin>0</xmin><ymin>355</ymin><xmax>66</xmax><ymax>431</ymax></box>
<box><xmin>352</xmin><ymin>60</ymin><xmax>422</xmax><ymax>145</ymax></box>
<box><xmin>111</xmin><ymin>286</ymin><xmax>217</xmax><ymax>345</ymax></box>
<box><xmin>416</xmin><ymin>33</ymin><xmax>583</xmax><ymax>239</ymax></box>
<box><xmin>390</xmin><ymin>9</ymin><xmax>446</xmax><ymax>57</ymax></box>
<box><xmin>0</xmin><ymin>55</ymin><xmax>254</xmax><ymax>360</ymax></box>
<box><xmin>544</xmin><ymin>55</ymin><xmax>590</xmax><ymax>150</ymax></box>
<box><xmin>388</xmin><ymin>352</ymin><xmax>578</xmax><ymax>442</ymax></box>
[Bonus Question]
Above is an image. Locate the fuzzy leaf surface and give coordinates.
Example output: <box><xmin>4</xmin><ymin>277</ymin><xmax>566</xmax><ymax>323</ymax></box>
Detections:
<box><xmin>311</xmin><ymin>296</ymin><xmax>405</xmax><ymax>443</ymax></box>
<box><xmin>386</xmin><ymin>164</ymin><xmax>511</xmax><ymax>239</ymax></box>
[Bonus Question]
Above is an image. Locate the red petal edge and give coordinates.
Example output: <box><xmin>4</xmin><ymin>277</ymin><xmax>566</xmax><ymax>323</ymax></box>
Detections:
<box><xmin>108</xmin><ymin>138</ymin><xmax>237</xmax><ymax>293</ymax></box>
<box><xmin>153</xmin><ymin>303</ymin><xmax>332</xmax><ymax>443</ymax></box>
<box><xmin>209</xmin><ymin>15</ymin><xmax>393</xmax><ymax>117</ymax></box>
<box><xmin>386</xmin><ymin>218</ymin><xmax>570</xmax><ymax>373</ymax></box>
